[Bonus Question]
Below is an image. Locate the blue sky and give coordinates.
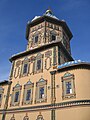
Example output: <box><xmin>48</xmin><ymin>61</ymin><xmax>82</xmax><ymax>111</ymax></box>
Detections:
<box><xmin>0</xmin><ymin>0</ymin><xmax>90</xmax><ymax>80</ymax></box>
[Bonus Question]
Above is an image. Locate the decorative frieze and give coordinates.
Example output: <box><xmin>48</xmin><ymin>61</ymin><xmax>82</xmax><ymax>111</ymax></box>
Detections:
<box><xmin>5</xmin><ymin>100</ymin><xmax>90</xmax><ymax>113</ymax></box>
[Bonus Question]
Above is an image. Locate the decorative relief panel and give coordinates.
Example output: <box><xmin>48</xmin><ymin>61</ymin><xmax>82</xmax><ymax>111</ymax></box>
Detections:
<box><xmin>36</xmin><ymin>113</ymin><xmax>44</xmax><ymax>120</ymax></box>
<box><xmin>23</xmin><ymin>113</ymin><xmax>29</xmax><ymax>120</ymax></box>
<box><xmin>45</xmin><ymin>50</ymin><xmax>52</xmax><ymax>57</ymax></box>
<box><xmin>0</xmin><ymin>87</ymin><xmax>4</xmax><ymax>107</ymax></box>
<box><xmin>16</xmin><ymin>60</ymin><xmax>22</xmax><ymax>67</ymax></box>
<box><xmin>14</xmin><ymin>67</ymin><xmax>20</xmax><ymax>79</ymax></box>
<box><xmin>29</xmin><ymin>56</ymin><xmax>36</xmax><ymax>75</ymax></box>
<box><xmin>10</xmin><ymin>61</ymin><xmax>15</xmax><ymax>80</ymax></box>
<box><xmin>53</xmin><ymin>47</ymin><xmax>57</xmax><ymax>66</ymax></box>
<box><xmin>45</xmin><ymin>50</ymin><xmax>52</xmax><ymax>70</ymax></box>
<box><xmin>10</xmin><ymin>114</ymin><xmax>15</xmax><ymax>120</ymax></box>
<box><xmin>45</xmin><ymin>57</ymin><xmax>52</xmax><ymax>70</ymax></box>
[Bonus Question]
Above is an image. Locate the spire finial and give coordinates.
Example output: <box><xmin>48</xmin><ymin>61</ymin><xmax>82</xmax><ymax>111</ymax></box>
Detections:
<box><xmin>45</xmin><ymin>8</ymin><xmax>53</xmax><ymax>15</ymax></box>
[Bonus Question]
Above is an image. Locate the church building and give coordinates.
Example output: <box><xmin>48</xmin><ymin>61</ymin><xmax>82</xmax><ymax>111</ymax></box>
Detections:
<box><xmin>0</xmin><ymin>9</ymin><xmax>90</xmax><ymax>120</ymax></box>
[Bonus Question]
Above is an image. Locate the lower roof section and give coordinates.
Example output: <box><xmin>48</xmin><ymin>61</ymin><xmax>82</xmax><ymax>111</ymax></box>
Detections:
<box><xmin>57</xmin><ymin>60</ymin><xmax>90</xmax><ymax>72</ymax></box>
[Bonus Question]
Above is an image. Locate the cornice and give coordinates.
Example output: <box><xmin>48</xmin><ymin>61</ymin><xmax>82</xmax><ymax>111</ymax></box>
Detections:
<box><xmin>9</xmin><ymin>41</ymin><xmax>73</xmax><ymax>62</ymax></box>
<box><xmin>0</xmin><ymin>99</ymin><xmax>90</xmax><ymax>114</ymax></box>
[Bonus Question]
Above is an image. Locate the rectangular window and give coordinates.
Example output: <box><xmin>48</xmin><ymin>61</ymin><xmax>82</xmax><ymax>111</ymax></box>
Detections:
<box><xmin>66</xmin><ymin>81</ymin><xmax>72</xmax><ymax>94</ymax></box>
<box><xmin>23</xmin><ymin>63</ymin><xmax>28</xmax><ymax>74</ymax></box>
<box><xmin>35</xmin><ymin>35</ymin><xmax>38</xmax><ymax>43</ymax></box>
<box><xmin>14</xmin><ymin>91</ymin><xmax>19</xmax><ymax>102</ymax></box>
<box><xmin>37</xmin><ymin>59</ymin><xmax>41</xmax><ymax>70</ymax></box>
<box><xmin>51</xmin><ymin>34</ymin><xmax>56</xmax><ymax>41</ymax></box>
<box><xmin>39</xmin><ymin>87</ymin><xmax>44</xmax><ymax>99</ymax></box>
<box><xmin>26</xmin><ymin>89</ymin><xmax>31</xmax><ymax>101</ymax></box>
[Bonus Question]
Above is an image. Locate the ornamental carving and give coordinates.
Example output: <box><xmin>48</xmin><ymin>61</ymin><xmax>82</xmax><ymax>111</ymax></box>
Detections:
<box><xmin>30</xmin><ymin>56</ymin><xmax>36</xmax><ymax>62</ymax></box>
<box><xmin>23</xmin><ymin>113</ymin><xmax>29</xmax><ymax>120</ymax></box>
<box><xmin>45</xmin><ymin>50</ymin><xmax>52</xmax><ymax>57</ymax></box>
<box><xmin>10</xmin><ymin>114</ymin><xmax>15</xmax><ymax>120</ymax></box>
<box><xmin>45</xmin><ymin>57</ymin><xmax>52</xmax><ymax>70</ymax></box>
<box><xmin>16</xmin><ymin>60</ymin><xmax>22</xmax><ymax>67</ymax></box>
<box><xmin>14</xmin><ymin>67</ymin><xmax>20</xmax><ymax>78</ymax></box>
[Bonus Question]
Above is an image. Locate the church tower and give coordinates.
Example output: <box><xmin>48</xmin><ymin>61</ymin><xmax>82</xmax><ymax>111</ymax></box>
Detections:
<box><xmin>7</xmin><ymin>9</ymin><xmax>74</xmax><ymax>119</ymax></box>
<box><xmin>26</xmin><ymin>9</ymin><xmax>73</xmax><ymax>66</ymax></box>
<box><xmin>3</xmin><ymin>9</ymin><xmax>90</xmax><ymax>120</ymax></box>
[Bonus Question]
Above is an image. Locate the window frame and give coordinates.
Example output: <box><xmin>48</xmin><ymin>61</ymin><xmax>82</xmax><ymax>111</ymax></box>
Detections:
<box><xmin>10</xmin><ymin>83</ymin><xmax>22</xmax><ymax>106</ymax></box>
<box><xmin>21</xmin><ymin>57</ymin><xmax>29</xmax><ymax>77</ymax></box>
<box><xmin>62</xmin><ymin>72</ymin><xmax>76</xmax><ymax>100</ymax></box>
<box><xmin>35</xmin><ymin>78</ymin><xmax>47</xmax><ymax>103</ymax></box>
<box><xmin>22</xmin><ymin>80</ymin><xmax>34</xmax><ymax>105</ymax></box>
<box><xmin>34</xmin><ymin>53</ymin><xmax>43</xmax><ymax>73</ymax></box>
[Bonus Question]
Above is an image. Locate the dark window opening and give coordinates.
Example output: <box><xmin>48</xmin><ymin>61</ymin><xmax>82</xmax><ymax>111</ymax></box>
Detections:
<box><xmin>26</xmin><ymin>89</ymin><xmax>31</xmax><ymax>101</ymax></box>
<box><xmin>35</xmin><ymin>35</ymin><xmax>38</xmax><ymax>43</ymax></box>
<box><xmin>37</xmin><ymin>59</ymin><xmax>41</xmax><ymax>70</ymax></box>
<box><xmin>66</xmin><ymin>82</ymin><xmax>72</xmax><ymax>94</ymax></box>
<box><xmin>39</xmin><ymin>87</ymin><xmax>44</xmax><ymax>99</ymax></box>
<box><xmin>14</xmin><ymin>91</ymin><xmax>19</xmax><ymax>102</ymax></box>
<box><xmin>23</xmin><ymin>63</ymin><xmax>28</xmax><ymax>74</ymax></box>
<box><xmin>51</xmin><ymin>34</ymin><xmax>56</xmax><ymax>41</ymax></box>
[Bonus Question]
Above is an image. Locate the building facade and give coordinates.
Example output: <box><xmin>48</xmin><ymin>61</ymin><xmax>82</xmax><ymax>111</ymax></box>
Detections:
<box><xmin>0</xmin><ymin>9</ymin><xmax>90</xmax><ymax>120</ymax></box>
